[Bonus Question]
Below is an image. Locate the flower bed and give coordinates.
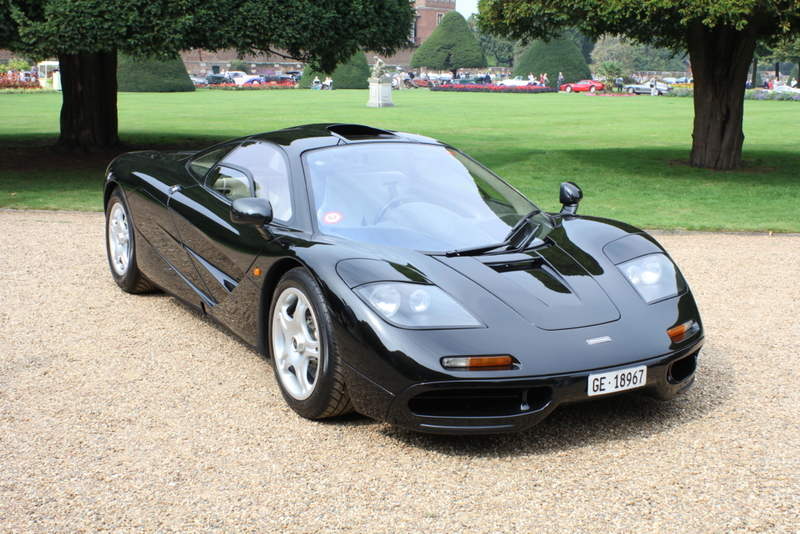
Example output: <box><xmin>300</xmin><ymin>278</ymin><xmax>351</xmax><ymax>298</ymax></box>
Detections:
<box><xmin>203</xmin><ymin>82</ymin><xmax>297</xmax><ymax>90</ymax></box>
<box><xmin>663</xmin><ymin>87</ymin><xmax>800</xmax><ymax>101</ymax></box>
<box><xmin>0</xmin><ymin>78</ymin><xmax>41</xmax><ymax>90</ymax></box>
<box><xmin>429</xmin><ymin>84</ymin><xmax>557</xmax><ymax>94</ymax></box>
<box><xmin>745</xmin><ymin>89</ymin><xmax>800</xmax><ymax>101</ymax></box>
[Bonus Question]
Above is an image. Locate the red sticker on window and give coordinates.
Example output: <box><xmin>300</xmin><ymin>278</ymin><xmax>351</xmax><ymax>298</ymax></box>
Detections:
<box><xmin>322</xmin><ymin>211</ymin><xmax>343</xmax><ymax>224</ymax></box>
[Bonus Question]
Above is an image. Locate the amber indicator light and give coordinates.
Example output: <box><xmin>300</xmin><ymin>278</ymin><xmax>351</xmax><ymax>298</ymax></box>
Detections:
<box><xmin>253</xmin><ymin>268</ymin><xmax>262</xmax><ymax>276</ymax></box>
<box><xmin>667</xmin><ymin>320</ymin><xmax>694</xmax><ymax>340</ymax></box>
<box><xmin>442</xmin><ymin>355</ymin><xmax>514</xmax><ymax>369</ymax></box>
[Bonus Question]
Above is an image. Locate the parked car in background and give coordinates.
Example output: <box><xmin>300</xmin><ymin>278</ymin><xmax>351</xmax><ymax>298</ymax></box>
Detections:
<box><xmin>560</xmin><ymin>80</ymin><xmax>605</xmax><ymax>93</ymax></box>
<box><xmin>206</xmin><ymin>73</ymin><xmax>234</xmax><ymax>85</ymax></box>
<box><xmin>624</xmin><ymin>80</ymin><xmax>671</xmax><ymax>95</ymax></box>
<box><xmin>772</xmin><ymin>84</ymin><xmax>800</xmax><ymax>94</ymax></box>
<box><xmin>190</xmin><ymin>75</ymin><xmax>208</xmax><ymax>86</ymax></box>
<box><xmin>498</xmin><ymin>76</ymin><xmax>531</xmax><ymax>87</ymax></box>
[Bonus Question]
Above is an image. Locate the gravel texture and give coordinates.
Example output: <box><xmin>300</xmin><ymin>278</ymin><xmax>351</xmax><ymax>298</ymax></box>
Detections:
<box><xmin>1</xmin><ymin>210</ymin><xmax>798</xmax><ymax>533</ymax></box>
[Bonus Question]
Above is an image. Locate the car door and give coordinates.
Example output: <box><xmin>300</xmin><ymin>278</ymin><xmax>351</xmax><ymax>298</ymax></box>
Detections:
<box><xmin>168</xmin><ymin>140</ymin><xmax>295</xmax><ymax>344</ymax></box>
<box><xmin>123</xmin><ymin>159</ymin><xmax>215</xmax><ymax>307</ymax></box>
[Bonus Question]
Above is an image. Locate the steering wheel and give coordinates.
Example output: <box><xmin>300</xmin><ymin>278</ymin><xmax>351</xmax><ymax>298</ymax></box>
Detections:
<box><xmin>373</xmin><ymin>195</ymin><xmax>422</xmax><ymax>225</ymax></box>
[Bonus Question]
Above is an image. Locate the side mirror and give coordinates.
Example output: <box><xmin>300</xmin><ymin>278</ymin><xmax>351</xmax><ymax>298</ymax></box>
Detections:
<box><xmin>559</xmin><ymin>182</ymin><xmax>583</xmax><ymax>215</ymax></box>
<box><xmin>231</xmin><ymin>197</ymin><xmax>273</xmax><ymax>225</ymax></box>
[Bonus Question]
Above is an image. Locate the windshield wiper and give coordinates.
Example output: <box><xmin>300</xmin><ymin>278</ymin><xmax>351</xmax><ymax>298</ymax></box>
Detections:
<box><xmin>445</xmin><ymin>209</ymin><xmax>541</xmax><ymax>258</ymax></box>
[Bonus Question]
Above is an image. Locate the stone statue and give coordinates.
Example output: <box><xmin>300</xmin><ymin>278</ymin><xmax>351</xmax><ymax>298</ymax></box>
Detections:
<box><xmin>371</xmin><ymin>57</ymin><xmax>386</xmax><ymax>79</ymax></box>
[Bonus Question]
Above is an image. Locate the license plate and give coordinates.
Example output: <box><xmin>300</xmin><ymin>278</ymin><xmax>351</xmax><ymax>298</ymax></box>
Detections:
<box><xmin>588</xmin><ymin>366</ymin><xmax>647</xmax><ymax>396</ymax></box>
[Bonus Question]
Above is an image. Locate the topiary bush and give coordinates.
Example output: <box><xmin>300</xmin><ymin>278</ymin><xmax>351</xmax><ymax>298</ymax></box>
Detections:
<box><xmin>117</xmin><ymin>55</ymin><xmax>195</xmax><ymax>92</ymax></box>
<box><xmin>513</xmin><ymin>37</ymin><xmax>591</xmax><ymax>88</ymax></box>
<box><xmin>410</xmin><ymin>11</ymin><xmax>487</xmax><ymax>77</ymax></box>
<box><xmin>299</xmin><ymin>52</ymin><xmax>371</xmax><ymax>89</ymax></box>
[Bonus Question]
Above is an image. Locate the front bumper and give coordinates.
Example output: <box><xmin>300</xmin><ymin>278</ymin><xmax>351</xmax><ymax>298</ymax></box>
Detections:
<box><xmin>346</xmin><ymin>339</ymin><xmax>703</xmax><ymax>435</ymax></box>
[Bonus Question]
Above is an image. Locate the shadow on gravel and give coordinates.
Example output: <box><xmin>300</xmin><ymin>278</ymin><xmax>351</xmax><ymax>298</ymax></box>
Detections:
<box><xmin>378</xmin><ymin>350</ymin><xmax>734</xmax><ymax>456</ymax></box>
<box><xmin>161</xmin><ymin>292</ymin><xmax>736</xmax><ymax>455</ymax></box>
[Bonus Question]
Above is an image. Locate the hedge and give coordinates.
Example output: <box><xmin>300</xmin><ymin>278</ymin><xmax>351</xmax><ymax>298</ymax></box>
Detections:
<box><xmin>117</xmin><ymin>56</ymin><xmax>195</xmax><ymax>92</ymax></box>
<box><xmin>513</xmin><ymin>38</ymin><xmax>591</xmax><ymax>88</ymax></box>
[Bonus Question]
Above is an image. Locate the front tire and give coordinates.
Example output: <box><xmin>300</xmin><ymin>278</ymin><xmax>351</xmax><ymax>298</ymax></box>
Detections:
<box><xmin>105</xmin><ymin>188</ymin><xmax>157</xmax><ymax>293</ymax></box>
<box><xmin>269</xmin><ymin>268</ymin><xmax>353</xmax><ymax>419</ymax></box>
<box><xmin>565</xmin><ymin>85</ymin><xmax>573</xmax><ymax>93</ymax></box>
<box><xmin>628</xmin><ymin>87</ymin><xmax>636</xmax><ymax>94</ymax></box>
<box><xmin>590</xmin><ymin>86</ymin><xmax>597</xmax><ymax>93</ymax></box>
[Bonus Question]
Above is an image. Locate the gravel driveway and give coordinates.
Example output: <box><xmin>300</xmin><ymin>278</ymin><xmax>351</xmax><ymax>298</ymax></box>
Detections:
<box><xmin>1</xmin><ymin>210</ymin><xmax>798</xmax><ymax>533</ymax></box>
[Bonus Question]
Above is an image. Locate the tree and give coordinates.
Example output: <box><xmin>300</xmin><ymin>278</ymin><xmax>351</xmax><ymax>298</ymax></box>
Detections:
<box><xmin>411</xmin><ymin>11</ymin><xmax>487</xmax><ymax>77</ymax></box>
<box><xmin>591</xmin><ymin>35</ymin><xmax>635</xmax><ymax>73</ymax></box>
<box><xmin>468</xmin><ymin>14</ymin><xmax>515</xmax><ymax>67</ymax></box>
<box><xmin>513</xmin><ymin>37</ymin><xmax>590</xmax><ymax>87</ymax></box>
<box><xmin>591</xmin><ymin>36</ymin><xmax>688</xmax><ymax>74</ymax></box>
<box><xmin>766</xmin><ymin>35</ymin><xmax>800</xmax><ymax>77</ymax></box>
<box><xmin>594</xmin><ymin>61</ymin><xmax>624</xmax><ymax>87</ymax></box>
<box><xmin>478</xmin><ymin>0</ymin><xmax>800</xmax><ymax>170</ymax></box>
<box><xmin>299</xmin><ymin>52</ymin><xmax>371</xmax><ymax>89</ymax></box>
<box><xmin>0</xmin><ymin>0</ymin><xmax>414</xmax><ymax>152</ymax></box>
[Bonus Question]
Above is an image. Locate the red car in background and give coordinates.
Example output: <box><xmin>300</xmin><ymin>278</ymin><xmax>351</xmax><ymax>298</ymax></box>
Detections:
<box><xmin>560</xmin><ymin>80</ymin><xmax>605</xmax><ymax>93</ymax></box>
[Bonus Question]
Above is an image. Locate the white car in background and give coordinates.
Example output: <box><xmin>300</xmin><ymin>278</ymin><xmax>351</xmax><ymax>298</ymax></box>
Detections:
<box><xmin>498</xmin><ymin>76</ymin><xmax>531</xmax><ymax>87</ymax></box>
<box><xmin>624</xmin><ymin>80</ymin><xmax>671</xmax><ymax>95</ymax></box>
<box><xmin>228</xmin><ymin>71</ymin><xmax>264</xmax><ymax>86</ymax></box>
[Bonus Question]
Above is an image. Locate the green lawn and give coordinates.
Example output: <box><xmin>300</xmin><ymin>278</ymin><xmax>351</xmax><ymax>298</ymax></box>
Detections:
<box><xmin>1</xmin><ymin>89</ymin><xmax>799</xmax><ymax>232</ymax></box>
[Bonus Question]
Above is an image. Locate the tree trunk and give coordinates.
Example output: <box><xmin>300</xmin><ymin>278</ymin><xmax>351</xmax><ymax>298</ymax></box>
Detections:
<box><xmin>54</xmin><ymin>51</ymin><xmax>121</xmax><ymax>153</ymax></box>
<box><xmin>687</xmin><ymin>21</ymin><xmax>758</xmax><ymax>170</ymax></box>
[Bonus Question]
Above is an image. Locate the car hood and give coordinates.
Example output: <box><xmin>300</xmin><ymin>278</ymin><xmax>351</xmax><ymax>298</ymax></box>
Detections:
<box><xmin>435</xmin><ymin>242</ymin><xmax>619</xmax><ymax>330</ymax></box>
<box><xmin>332</xmin><ymin>216</ymin><xmax>657</xmax><ymax>332</ymax></box>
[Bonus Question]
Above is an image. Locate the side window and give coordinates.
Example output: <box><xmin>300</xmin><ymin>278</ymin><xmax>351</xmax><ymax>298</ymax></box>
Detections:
<box><xmin>207</xmin><ymin>166</ymin><xmax>252</xmax><ymax>201</ymax></box>
<box><xmin>221</xmin><ymin>141</ymin><xmax>293</xmax><ymax>221</ymax></box>
<box><xmin>189</xmin><ymin>145</ymin><xmax>236</xmax><ymax>179</ymax></box>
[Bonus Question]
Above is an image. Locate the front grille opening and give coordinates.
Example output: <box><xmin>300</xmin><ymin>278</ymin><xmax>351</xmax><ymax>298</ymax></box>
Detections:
<box><xmin>669</xmin><ymin>353</ymin><xmax>697</xmax><ymax>383</ymax></box>
<box><xmin>408</xmin><ymin>387</ymin><xmax>552</xmax><ymax>418</ymax></box>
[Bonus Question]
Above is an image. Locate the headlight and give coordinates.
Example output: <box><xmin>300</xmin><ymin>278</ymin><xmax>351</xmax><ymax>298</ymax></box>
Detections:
<box><xmin>354</xmin><ymin>283</ymin><xmax>481</xmax><ymax>328</ymax></box>
<box><xmin>617</xmin><ymin>253</ymin><xmax>686</xmax><ymax>303</ymax></box>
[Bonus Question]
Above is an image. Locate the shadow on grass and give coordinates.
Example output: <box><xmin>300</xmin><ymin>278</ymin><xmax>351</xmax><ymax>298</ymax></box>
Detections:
<box><xmin>474</xmin><ymin>145</ymin><xmax>800</xmax><ymax>184</ymax></box>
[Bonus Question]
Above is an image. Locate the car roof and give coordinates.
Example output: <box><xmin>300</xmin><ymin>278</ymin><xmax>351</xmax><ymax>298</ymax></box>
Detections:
<box><xmin>247</xmin><ymin>123</ymin><xmax>443</xmax><ymax>148</ymax></box>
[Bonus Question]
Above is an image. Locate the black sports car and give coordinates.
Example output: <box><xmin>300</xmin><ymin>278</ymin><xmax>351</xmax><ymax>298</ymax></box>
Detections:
<box><xmin>104</xmin><ymin>124</ymin><xmax>704</xmax><ymax>434</ymax></box>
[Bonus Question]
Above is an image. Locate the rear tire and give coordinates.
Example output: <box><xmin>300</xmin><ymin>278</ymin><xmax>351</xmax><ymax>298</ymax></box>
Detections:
<box><xmin>269</xmin><ymin>268</ymin><xmax>353</xmax><ymax>419</ymax></box>
<box><xmin>105</xmin><ymin>188</ymin><xmax>157</xmax><ymax>294</ymax></box>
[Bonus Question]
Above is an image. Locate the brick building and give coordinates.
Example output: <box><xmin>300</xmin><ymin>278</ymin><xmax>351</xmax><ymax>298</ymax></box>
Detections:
<box><xmin>412</xmin><ymin>0</ymin><xmax>457</xmax><ymax>47</ymax></box>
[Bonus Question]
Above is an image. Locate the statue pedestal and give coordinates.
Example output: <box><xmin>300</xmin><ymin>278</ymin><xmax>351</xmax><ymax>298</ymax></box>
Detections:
<box><xmin>367</xmin><ymin>77</ymin><xmax>394</xmax><ymax>108</ymax></box>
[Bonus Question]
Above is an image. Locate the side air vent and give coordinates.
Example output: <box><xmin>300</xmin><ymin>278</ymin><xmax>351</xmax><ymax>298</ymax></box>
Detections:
<box><xmin>327</xmin><ymin>124</ymin><xmax>398</xmax><ymax>140</ymax></box>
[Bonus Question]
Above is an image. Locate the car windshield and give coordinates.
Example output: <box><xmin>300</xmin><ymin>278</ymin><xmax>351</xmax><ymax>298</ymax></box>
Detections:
<box><xmin>304</xmin><ymin>142</ymin><xmax>547</xmax><ymax>252</ymax></box>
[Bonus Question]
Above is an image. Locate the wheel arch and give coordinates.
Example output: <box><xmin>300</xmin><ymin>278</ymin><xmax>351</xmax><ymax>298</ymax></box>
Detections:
<box><xmin>256</xmin><ymin>256</ymin><xmax>306</xmax><ymax>357</ymax></box>
<box><xmin>103</xmin><ymin>177</ymin><xmax>122</xmax><ymax>211</ymax></box>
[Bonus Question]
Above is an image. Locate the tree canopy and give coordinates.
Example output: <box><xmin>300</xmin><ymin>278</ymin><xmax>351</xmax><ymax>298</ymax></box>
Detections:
<box><xmin>478</xmin><ymin>0</ymin><xmax>800</xmax><ymax>170</ymax></box>
<box><xmin>0</xmin><ymin>0</ymin><xmax>415</xmax><ymax>151</ymax></box>
<box><xmin>411</xmin><ymin>11</ymin><xmax>487</xmax><ymax>77</ymax></box>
